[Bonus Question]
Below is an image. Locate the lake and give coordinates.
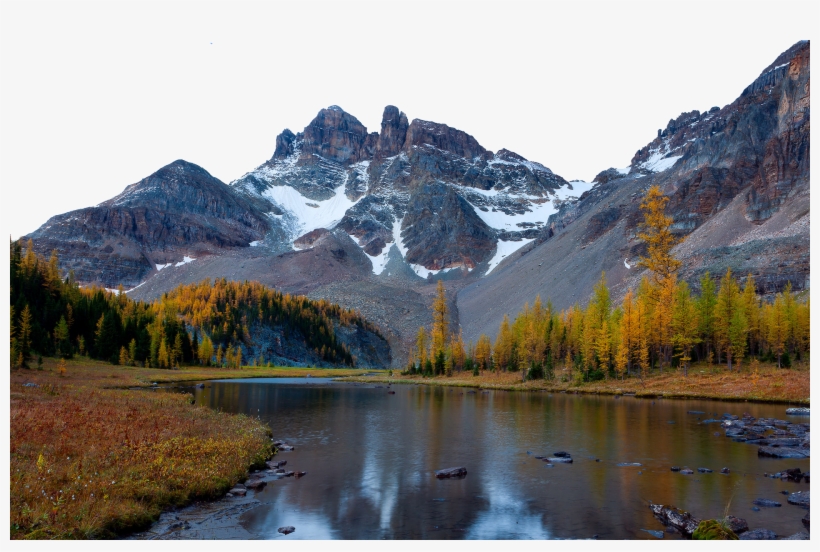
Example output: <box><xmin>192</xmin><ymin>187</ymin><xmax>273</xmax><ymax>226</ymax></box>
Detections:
<box><xmin>161</xmin><ymin>378</ymin><xmax>810</xmax><ymax>539</ymax></box>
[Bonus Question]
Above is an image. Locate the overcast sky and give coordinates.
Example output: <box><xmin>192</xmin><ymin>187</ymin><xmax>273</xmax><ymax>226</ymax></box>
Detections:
<box><xmin>1</xmin><ymin>0</ymin><xmax>815</xmax><ymax>239</ymax></box>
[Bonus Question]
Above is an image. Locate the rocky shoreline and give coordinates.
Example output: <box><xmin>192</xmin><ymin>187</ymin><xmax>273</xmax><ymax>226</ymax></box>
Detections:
<box><xmin>647</xmin><ymin>407</ymin><xmax>810</xmax><ymax>540</ymax></box>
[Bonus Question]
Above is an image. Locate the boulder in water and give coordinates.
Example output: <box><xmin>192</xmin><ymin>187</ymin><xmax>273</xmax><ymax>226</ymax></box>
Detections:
<box><xmin>739</xmin><ymin>528</ymin><xmax>777</xmax><ymax>540</ymax></box>
<box><xmin>752</xmin><ymin>498</ymin><xmax>781</xmax><ymax>507</ymax></box>
<box><xmin>435</xmin><ymin>467</ymin><xmax>467</xmax><ymax>478</ymax></box>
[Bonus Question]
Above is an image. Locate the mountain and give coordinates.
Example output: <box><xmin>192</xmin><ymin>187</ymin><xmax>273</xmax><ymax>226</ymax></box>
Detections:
<box><xmin>26</xmin><ymin>41</ymin><xmax>810</xmax><ymax>365</ymax></box>
<box><xmin>458</xmin><ymin>40</ymin><xmax>810</xmax><ymax>344</ymax></box>
<box><xmin>28</xmin><ymin>105</ymin><xmax>586</xmax><ymax>363</ymax></box>
<box><xmin>29</xmin><ymin>160</ymin><xmax>272</xmax><ymax>287</ymax></box>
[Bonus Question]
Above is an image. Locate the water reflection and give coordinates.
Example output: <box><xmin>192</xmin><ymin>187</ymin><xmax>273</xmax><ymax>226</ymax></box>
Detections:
<box><xmin>191</xmin><ymin>381</ymin><xmax>809</xmax><ymax>539</ymax></box>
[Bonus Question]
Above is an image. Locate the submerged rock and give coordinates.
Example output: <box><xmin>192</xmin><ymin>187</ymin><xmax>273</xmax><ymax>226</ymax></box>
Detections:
<box><xmin>784</xmin><ymin>532</ymin><xmax>810</xmax><ymax>540</ymax></box>
<box><xmin>738</xmin><ymin>528</ymin><xmax>777</xmax><ymax>540</ymax></box>
<box><xmin>758</xmin><ymin>446</ymin><xmax>809</xmax><ymax>458</ymax></box>
<box><xmin>697</xmin><ymin>468</ymin><xmax>713</xmax><ymax>473</ymax></box>
<box><xmin>278</xmin><ymin>526</ymin><xmax>296</xmax><ymax>535</ymax></box>
<box><xmin>752</xmin><ymin>498</ymin><xmax>781</xmax><ymax>507</ymax></box>
<box><xmin>802</xmin><ymin>511</ymin><xmax>809</xmax><ymax>528</ymax></box>
<box><xmin>723</xmin><ymin>516</ymin><xmax>748</xmax><ymax>534</ymax></box>
<box><xmin>640</xmin><ymin>529</ymin><xmax>664</xmax><ymax>539</ymax></box>
<box><xmin>617</xmin><ymin>463</ymin><xmax>642</xmax><ymax>467</ymax></box>
<box><xmin>548</xmin><ymin>457</ymin><xmax>573</xmax><ymax>464</ymax></box>
<box><xmin>787</xmin><ymin>491</ymin><xmax>809</xmax><ymax>508</ymax></box>
<box><xmin>435</xmin><ymin>467</ymin><xmax>467</xmax><ymax>478</ymax></box>
<box><xmin>783</xmin><ymin>468</ymin><xmax>805</xmax><ymax>482</ymax></box>
<box><xmin>245</xmin><ymin>479</ymin><xmax>266</xmax><ymax>490</ymax></box>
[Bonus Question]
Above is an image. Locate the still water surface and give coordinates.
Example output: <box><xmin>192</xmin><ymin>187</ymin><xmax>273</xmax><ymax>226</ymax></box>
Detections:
<box><xmin>190</xmin><ymin>379</ymin><xmax>809</xmax><ymax>539</ymax></box>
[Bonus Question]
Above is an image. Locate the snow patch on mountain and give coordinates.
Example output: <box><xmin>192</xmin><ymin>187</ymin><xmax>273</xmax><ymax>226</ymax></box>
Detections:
<box><xmin>554</xmin><ymin>180</ymin><xmax>595</xmax><ymax>201</ymax></box>
<box><xmin>263</xmin><ymin>182</ymin><xmax>362</xmax><ymax>244</ymax></box>
<box><xmin>175</xmin><ymin>256</ymin><xmax>195</xmax><ymax>267</ymax></box>
<box><xmin>486</xmin><ymin>238</ymin><xmax>534</xmax><ymax>275</ymax></box>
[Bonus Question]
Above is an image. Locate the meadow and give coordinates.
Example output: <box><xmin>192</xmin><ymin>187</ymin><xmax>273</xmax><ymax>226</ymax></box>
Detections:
<box><xmin>9</xmin><ymin>358</ymin><xmax>375</xmax><ymax>539</ymax></box>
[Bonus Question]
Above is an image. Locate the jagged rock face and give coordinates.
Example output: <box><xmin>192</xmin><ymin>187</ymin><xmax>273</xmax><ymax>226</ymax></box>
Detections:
<box><xmin>401</xmin><ymin>183</ymin><xmax>496</xmax><ymax>269</ymax></box>
<box><xmin>630</xmin><ymin>41</ymin><xmax>810</xmax><ymax>230</ymax></box>
<box><xmin>300</xmin><ymin>105</ymin><xmax>376</xmax><ymax>164</ymax></box>
<box><xmin>375</xmin><ymin>105</ymin><xmax>409</xmax><ymax>158</ymax></box>
<box><xmin>233</xmin><ymin>104</ymin><xmax>571</xmax><ymax>275</ymax></box>
<box><xmin>29</xmin><ymin>160</ymin><xmax>271</xmax><ymax>287</ymax></box>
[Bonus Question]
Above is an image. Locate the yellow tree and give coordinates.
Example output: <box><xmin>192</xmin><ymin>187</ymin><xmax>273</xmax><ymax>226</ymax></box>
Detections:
<box><xmin>415</xmin><ymin>326</ymin><xmax>428</xmax><ymax>369</ymax></box>
<box><xmin>474</xmin><ymin>334</ymin><xmax>492</xmax><ymax>371</ymax></box>
<box><xmin>715</xmin><ymin>269</ymin><xmax>742</xmax><ymax>370</ymax></box>
<box><xmin>431</xmin><ymin>280</ymin><xmax>449</xmax><ymax>360</ymax></box>
<box><xmin>766</xmin><ymin>295</ymin><xmax>788</xmax><ymax>368</ymax></box>
<box><xmin>671</xmin><ymin>280</ymin><xmax>700</xmax><ymax>377</ymax></box>
<box><xmin>494</xmin><ymin>314</ymin><xmax>513</xmax><ymax>372</ymax></box>
<box><xmin>636</xmin><ymin>185</ymin><xmax>681</xmax><ymax>288</ymax></box>
<box><xmin>742</xmin><ymin>275</ymin><xmax>760</xmax><ymax>356</ymax></box>
<box><xmin>450</xmin><ymin>331</ymin><xmax>466</xmax><ymax>372</ymax></box>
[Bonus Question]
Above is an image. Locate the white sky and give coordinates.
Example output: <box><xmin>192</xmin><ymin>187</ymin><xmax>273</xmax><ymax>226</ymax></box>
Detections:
<box><xmin>1</xmin><ymin>0</ymin><xmax>816</xmax><ymax>239</ymax></box>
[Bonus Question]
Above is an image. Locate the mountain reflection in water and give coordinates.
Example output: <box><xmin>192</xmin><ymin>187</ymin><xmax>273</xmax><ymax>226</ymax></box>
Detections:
<box><xmin>189</xmin><ymin>380</ymin><xmax>809</xmax><ymax>540</ymax></box>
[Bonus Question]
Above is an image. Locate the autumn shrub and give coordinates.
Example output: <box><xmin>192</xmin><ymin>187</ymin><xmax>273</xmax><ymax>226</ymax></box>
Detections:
<box><xmin>10</xmin><ymin>378</ymin><xmax>271</xmax><ymax>539</ymax></box>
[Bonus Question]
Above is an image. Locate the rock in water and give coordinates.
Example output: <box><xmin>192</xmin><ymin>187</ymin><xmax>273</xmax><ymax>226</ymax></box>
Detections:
<box><xmin>640</xmin><ymin>529</ymin><xmax>664</xmax><ymax>539</ymax></box>
<box><xmin>553</xmin><ymin>451</ymin><xmax>571</xmax><ymax>458</ymax></box>
<box><xmin>723</xmin><ymin>516</ymin><xmax>748</xmax><ymax>534</ymax></box>
<box><xmin>802</xmin><ymin>511</ymin><xmax>809</xmax><ymax>528</ymax></box>
<box><xmin>245</xmin><ymin>479</ymin><xmax>266</xmax><ymax>490</ymax></box>
<box><xmin>278</xmin><ymin>526</ymin><xmax>295</xmax><ymax>535</ymax></box>
<box><xmin>757</xmin><ymin>446</ymin><xmax>809</xmax><ymax>458</ymax></box>
<box><xmin>617</xmin><ymin>462</ymin><xmax>642</xmax><ymax>467</ymax></box>
<box><xmin>435</xmin><ymin>467</ymin><xmax>467</xmax><ymax>478</ymax></box>
<box><xmin>752</xmin><ymin>498</ymin><xmax>781</xmax><ymax>507</ymax></box>
<box><xmin>697</xmin><ymin>468</ymin><xmax>713</xmax><ymax>473</ymax></box>
<box><xmin>680</xmin><ymin>469</ymin><xmax>694</xmax><ymax>475</ymax></box>
<box><xmin>785</xmin><ymin>407</ymin><xmax>809</xmax><ymax>415</ymax></box>
<box><xmin>649</xmin><ymin>504</ymin><xmax>701</xmax><ymax>537</ymax></box>
<box><xmin>739</xmin><ymin>529</ymin><xmax>777</xmax><ymax>540</ymax></box>
<box><xmin>784</xmin><ymin>532</ymin><xmax>810</xmax><ymax>540</ymax></box>
<box><xmin>548</xmin><ymin>457</ymin><xmax>573</xmax><ymax>464</ymax></box>
<box><xmin>787</xmin><ymin>491</ymin><xmax>809</xmax><ymax>508</ymax></box>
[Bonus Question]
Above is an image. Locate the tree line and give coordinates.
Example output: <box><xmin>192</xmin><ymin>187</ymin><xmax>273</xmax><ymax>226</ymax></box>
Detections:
<box><xmin>10</xmin><ymin>239</ymin><xmax>379</xmax><ymax>369</ymax></box>
<box><xmin>405</xmin><ymin>186</ymin><xmax>809</xmax><ymax>380</ymax></box>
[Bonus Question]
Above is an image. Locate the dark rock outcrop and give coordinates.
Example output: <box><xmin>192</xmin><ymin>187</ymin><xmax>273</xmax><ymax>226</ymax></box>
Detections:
<box><xmin>435</xmin><ymin>467</ymin><xmax>467</xmax><ymax>478</ymax></box>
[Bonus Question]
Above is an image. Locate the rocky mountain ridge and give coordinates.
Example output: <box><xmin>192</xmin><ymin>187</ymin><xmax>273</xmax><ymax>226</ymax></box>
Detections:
<box><xmin>26</xmin><ymin>41</ymin><xmax>810</xmax><ymax>365</ymax></box>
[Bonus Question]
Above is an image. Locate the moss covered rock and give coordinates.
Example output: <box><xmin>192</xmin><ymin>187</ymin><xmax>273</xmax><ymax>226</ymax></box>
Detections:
<box><xmin>692</xmin><ymin>520</ymin><xmax>739</xmax><ymax>540</ymax></box>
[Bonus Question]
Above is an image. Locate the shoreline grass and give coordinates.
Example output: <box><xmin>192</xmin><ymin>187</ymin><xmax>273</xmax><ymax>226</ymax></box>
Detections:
<box><xmin>10</xmin><ymin>358</ymin><xmax>288</xmax><ymax>539</ymax></box>
<box><xmin>347</xmin><ymin>361</ymin><xmax>810</xmax><ymax>405</ymax></box>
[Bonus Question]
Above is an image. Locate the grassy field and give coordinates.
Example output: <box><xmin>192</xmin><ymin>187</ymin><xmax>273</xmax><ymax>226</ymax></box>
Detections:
<box><xmin>356</xmin><ymin>361</ymin><xmax>810</xmax><ymax>404</ymax></box>
<box><xmin>10</xmin><ymin>358</ymin><xmax>382</xmax><ymax>539</ymax></box>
